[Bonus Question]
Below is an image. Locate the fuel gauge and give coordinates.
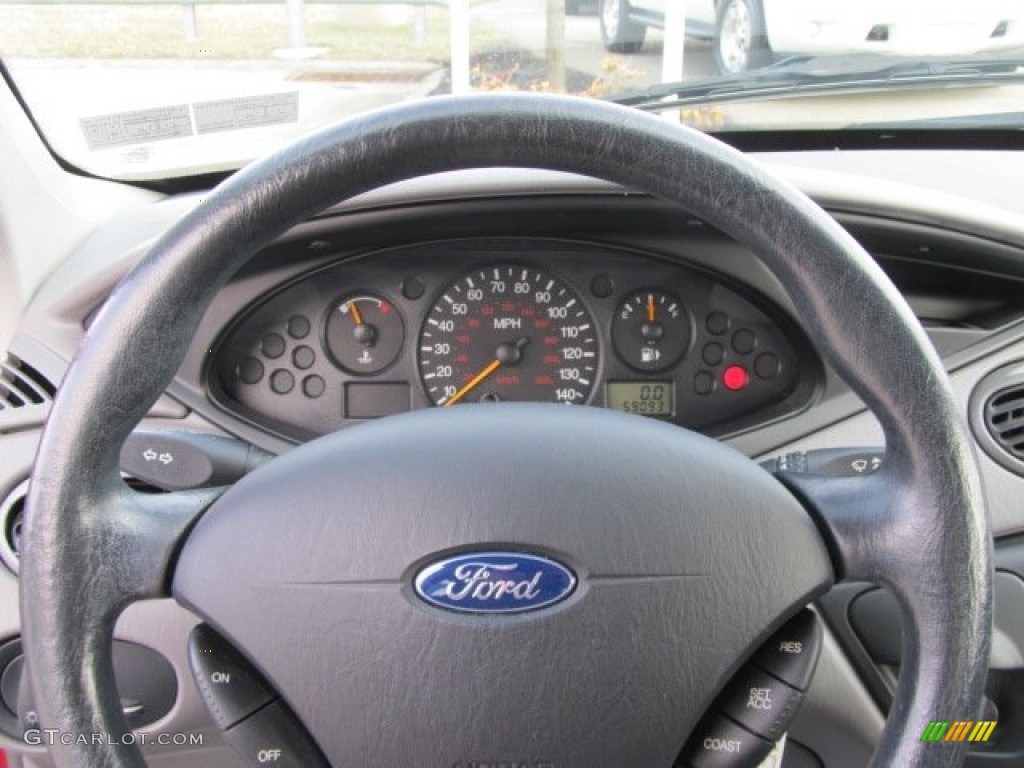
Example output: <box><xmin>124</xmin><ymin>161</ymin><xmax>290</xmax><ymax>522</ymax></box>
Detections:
<box><xmin>325</xmin><ymin>294</ymin><xmax>404</xmax><ymax>375</ymax></box>
<box><xmin>612</xmin><ymin>291</ymin><xmax>690</xmax><ymax>372</ymax></box>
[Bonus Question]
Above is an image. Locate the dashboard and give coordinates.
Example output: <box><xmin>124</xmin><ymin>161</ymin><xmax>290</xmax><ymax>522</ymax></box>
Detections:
<box><xmin>3</xmin><ymin>156</ymin><xmax>1024</xmax><ymax>768</ymax></box>
<box><xmin>209</xmin><ymin>238</ymin><xmax>817</xmax><ymax>442</ymax></box>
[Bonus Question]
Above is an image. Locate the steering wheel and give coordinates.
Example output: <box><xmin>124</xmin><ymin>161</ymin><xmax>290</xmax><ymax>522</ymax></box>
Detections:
<box><xmin>21</xmin><ymin>94</ymin><xmax>990</xmax><ymax>767</ymax></box>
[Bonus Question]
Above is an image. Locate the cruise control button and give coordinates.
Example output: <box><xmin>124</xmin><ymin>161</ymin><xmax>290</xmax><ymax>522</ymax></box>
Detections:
<box><xmin>188</xmin><ymin>625</ymin><xmax>276</xmax><ymax>729</ymax></box>
<box><xmin>719</xmin><ymin>667</ymin><xmax>803</xmax><ymax>741</ymax></box>
<box><xmin>224</xmin><ymin>700</ymin><xmax>329</xmax><ymax>767</ymax></box>
<box><xmin>686</xmin><ymin>714</ymin><xmax>773</xmax><ymax>768</ymax></box>
<box><xmin>753</xmin><ymin>610</ymin><xmax>823</xmax><ymax>691</ymax></box>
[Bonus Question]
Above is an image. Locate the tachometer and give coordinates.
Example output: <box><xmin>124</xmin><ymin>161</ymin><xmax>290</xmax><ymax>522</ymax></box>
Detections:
<box><xmin>419</xmin><ymin>266</ymin><xmax>599</xmax><ymax>406</ymax></box>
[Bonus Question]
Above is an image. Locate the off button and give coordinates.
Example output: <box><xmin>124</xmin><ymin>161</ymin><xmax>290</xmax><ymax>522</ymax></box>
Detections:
<box><xmin>224</xmin><ymin>700</ymin><xmax>330</xmax><ymax>767</ymax></box>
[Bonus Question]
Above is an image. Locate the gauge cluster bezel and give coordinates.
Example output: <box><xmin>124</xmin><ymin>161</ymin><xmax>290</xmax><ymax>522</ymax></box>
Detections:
<box><xmin>203</xmin><ymin>236</ymin><xmax>822</xmax><ymax>444</ymax></box>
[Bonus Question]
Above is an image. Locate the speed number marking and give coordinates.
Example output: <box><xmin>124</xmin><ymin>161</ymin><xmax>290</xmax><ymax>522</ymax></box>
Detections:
<box><xmin>418</xmin><ymin>266</ymin><xmax>599</xmax><ymax>405</ymax></box>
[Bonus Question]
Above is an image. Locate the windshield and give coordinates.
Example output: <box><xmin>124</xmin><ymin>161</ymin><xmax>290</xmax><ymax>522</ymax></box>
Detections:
<box><xmin>1</xmin><ymin>0</ymin><xmax>1022</xmax><ymax>181</ymax></box>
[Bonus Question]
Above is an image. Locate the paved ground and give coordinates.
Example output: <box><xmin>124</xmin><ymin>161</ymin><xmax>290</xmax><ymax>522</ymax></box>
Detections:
<box><xmin>472</xmin><ymin>0</ymin><xmax>718</xmax><ymax>89</ymax></box>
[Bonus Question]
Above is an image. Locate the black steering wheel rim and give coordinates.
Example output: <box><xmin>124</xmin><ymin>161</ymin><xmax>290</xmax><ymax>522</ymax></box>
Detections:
<box><xmin>21</xmin><ymin>93</ymin><xmax>991</xmax><ymax>767</ymax></box>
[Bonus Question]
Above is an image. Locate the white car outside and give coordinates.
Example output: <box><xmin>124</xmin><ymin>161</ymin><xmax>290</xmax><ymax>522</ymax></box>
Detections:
<box><xmin>600</xmin><ymin>0</ymin><xmax>1023</xmax><ymax>74</ymax></box>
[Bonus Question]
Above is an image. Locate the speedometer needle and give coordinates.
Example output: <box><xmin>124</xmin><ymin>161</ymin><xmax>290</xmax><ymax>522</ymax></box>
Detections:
<box><xmin>647</xmin><ymin>293</ymin><xmax>656</xmax><ymax>322</ymax></box>
<box><xmin>443</xmin><ymin>359</ymin><xmax>502</xmax><ymax>407</ymax></box>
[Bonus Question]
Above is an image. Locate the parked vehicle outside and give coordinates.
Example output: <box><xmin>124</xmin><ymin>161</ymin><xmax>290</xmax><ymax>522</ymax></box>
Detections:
<box><xmin>600</xmin><ymin>0</ymin><xmax>1023</xmax><ymax>73</ymax></box>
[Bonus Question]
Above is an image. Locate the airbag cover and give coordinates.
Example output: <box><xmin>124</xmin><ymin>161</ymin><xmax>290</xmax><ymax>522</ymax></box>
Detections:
<box><xmin>174</xmin><ymin>404</ymin><xmax>831</xmax><ymax>767</ymax></box>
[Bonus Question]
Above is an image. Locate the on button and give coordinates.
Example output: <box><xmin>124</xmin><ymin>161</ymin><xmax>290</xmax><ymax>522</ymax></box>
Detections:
<box><xmin>187</xmin><ymin>625</ymin><xmax>276</xmax><ymax>730</ymax></box>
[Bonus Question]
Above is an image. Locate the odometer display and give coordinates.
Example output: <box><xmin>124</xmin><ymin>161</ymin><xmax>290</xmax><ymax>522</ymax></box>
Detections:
<box><xmin>419</xmin><ymin>266</ymin><xmax>599</xmax><ymax>406</ymax></box>
<box><xmin>606</xmin><ymin>380</ymin><xmax>674</xmax><ymax>417</ymax></box>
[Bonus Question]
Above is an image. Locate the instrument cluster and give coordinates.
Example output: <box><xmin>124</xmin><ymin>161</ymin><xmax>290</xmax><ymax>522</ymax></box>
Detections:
<box><xmin>208</xmin><ymin>239</ymin><xmax>818</xmax><ymax>442</ymax></box>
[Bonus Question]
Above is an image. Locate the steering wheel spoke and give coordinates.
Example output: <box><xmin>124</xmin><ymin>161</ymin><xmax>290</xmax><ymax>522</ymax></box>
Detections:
<box><xmin>19</xmin><ymin>478</ymin><xmax>220</xmax><ymax>767</ymax></box>
<box><xmin>778</xmin><ymin>467</ymin><xmax>899</xmax><ymax>583</ymax></box>
<box><xmin>779</xmin><ymin>456</ymin><xmax>992</xmax><ymax>766</ymax></box>
<box><xmin>120</xmin><ymin>485</ymin><xmax>226</xmax><ymax>596</ymax></box>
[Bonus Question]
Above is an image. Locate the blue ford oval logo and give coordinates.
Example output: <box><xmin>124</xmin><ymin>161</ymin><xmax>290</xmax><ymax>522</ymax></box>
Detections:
<box><xmin>414</xmin><ymin>552</ymin><xmax>576</xmax><ymax>614</ymax></box>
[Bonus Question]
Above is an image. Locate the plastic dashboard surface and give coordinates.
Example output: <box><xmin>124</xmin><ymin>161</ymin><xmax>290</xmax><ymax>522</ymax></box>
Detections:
<box><xmin>207</xmin><ymin>238</ymin><xmax>820</xmax><ymax>441</ymax></box>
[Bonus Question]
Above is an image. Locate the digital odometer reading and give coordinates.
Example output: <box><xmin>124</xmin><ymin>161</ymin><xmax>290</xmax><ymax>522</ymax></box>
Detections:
<box><xmin>606</xmin><ymin>381</ymin><xmax>674</xmax><ymax>417</ymax></box>
<box><xmin>419</xmin><ymin>266</ymin><xmax>599</xmax><ymax>406</ymax></box>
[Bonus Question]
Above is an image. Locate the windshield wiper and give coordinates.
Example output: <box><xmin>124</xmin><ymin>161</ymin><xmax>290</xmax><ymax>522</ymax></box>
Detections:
<box><xmin>612</xmin><ymin>52</ymin><xmax>1024</xmax><ymax>111</ymax></box>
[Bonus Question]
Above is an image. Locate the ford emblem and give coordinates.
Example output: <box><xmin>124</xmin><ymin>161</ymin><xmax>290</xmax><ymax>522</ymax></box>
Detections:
<box><xmin>414</xmin><ymin>552</ymin><xmax>577</xmax><ymax>614</ymax></box>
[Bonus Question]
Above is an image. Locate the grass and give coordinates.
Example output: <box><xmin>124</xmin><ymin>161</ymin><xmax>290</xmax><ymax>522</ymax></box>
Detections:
<box><xmin>0</xmin><ymin>4</ymin><xmax>464</xmax><ymax>61</ymax></box>
<box><xmin>0</xmin><ymin>3</ymin><xmax>649</xmax><ymax>99</ymax></box>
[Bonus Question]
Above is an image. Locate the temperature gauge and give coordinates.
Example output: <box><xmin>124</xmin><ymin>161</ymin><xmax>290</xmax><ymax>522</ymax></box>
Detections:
<box><xmin>325</xmin><ymin>294</ymin><xmax>404</xmax><ymax>375</ymax></box>
<box><xmin>611</xmin><ymin>291</ymin><xmax>690</xmax><ymax>372</ymax></box>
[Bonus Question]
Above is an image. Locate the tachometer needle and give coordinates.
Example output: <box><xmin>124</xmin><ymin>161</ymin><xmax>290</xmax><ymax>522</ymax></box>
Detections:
<box><xmin>347</xmin><ymin>300</ymin><xmax>364</xmax><ymax>326</ymax></box>
<box><xmin>443</xmin><ymin>359</ymin><xmax>501</xmax><ymax>407</ymax></box>
<box><xmin>647</xmin><ymin>293</ymin><xmax>656</xmax><ymax>323</ymax></box>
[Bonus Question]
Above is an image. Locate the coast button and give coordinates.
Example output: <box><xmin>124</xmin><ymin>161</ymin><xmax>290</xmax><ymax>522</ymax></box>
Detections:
<box><xmin>686</xmin><ymin>714</ymin><xmax>773</xmax><ymax>767</ymax></box>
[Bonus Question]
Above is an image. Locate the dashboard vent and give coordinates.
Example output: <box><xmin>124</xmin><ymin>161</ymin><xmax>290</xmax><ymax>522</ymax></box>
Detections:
<box><xmin>1</xmin><ymin>478</ymin><xmax>28</xmax><ymax>574</ymax></box>
<box><xmin>0</xmin><ymin>354</ymin><xmax>56</xmax><ymax>411</ymax></box>
<box><xmin>971</xmin><ymin>362</ymin><xmax>1024</xmax><ymax>477</ymax></box>
<box><xmin>0</xmin><ymin>475</ymin><xmax>164</xmax><ymax>575</ymax></box>
<box><xmin>986</xmin><ymin>387</ymin><xmax>1024</xmax><ymax>461</ymax></box>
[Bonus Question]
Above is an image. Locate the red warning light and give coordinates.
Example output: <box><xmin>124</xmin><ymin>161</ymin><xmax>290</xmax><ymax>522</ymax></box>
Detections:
<box><xmin>722</xmin><ymin>365</ymin><xmax>749</xmax><ymax>391</ymax></box>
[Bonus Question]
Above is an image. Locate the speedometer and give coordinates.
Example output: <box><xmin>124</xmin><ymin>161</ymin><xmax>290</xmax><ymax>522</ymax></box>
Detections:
<box><xmin>419</xmin><ymin>265</ymin><xmax>599</xmax><ymax>406</ymax></box>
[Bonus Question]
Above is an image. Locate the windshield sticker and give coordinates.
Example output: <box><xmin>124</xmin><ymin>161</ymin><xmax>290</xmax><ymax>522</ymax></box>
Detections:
<box><xmin>80</xmin><ymin>106</ymin><xmax>192</xmax><ymax>151</ymax></box>
<box><xmin>79</xmin><ymin>93</ymin><xmax>299</xmax><ymax>150</ymax></box>
<box><xmin>193</xmin><ymin>92</ymin><xmax>299</xmax><ymax>135</ymax></box>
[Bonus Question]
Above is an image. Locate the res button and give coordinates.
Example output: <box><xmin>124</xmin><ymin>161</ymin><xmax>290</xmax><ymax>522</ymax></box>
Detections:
<box><xmin>753</xmin><ymin>609</ymin><xmax>824</xmax><ymax>691</ymax></box>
